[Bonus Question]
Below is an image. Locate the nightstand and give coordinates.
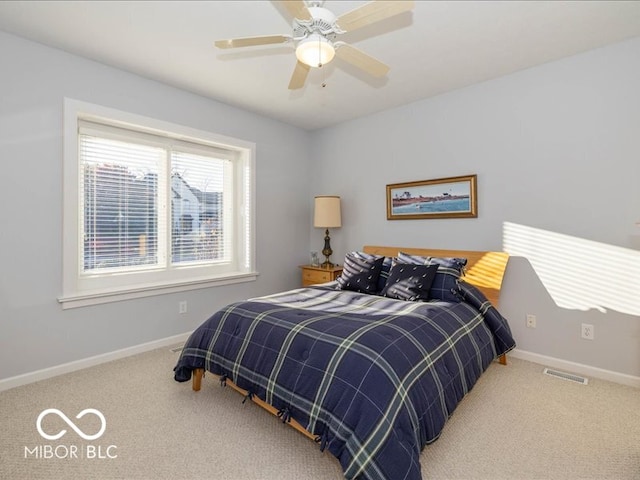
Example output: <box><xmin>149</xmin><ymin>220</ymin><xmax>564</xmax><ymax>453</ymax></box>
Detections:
<box><xmin>300</xmin><ymin>265</ymin><xmax>343</xmax><ymax>287</ymax></box>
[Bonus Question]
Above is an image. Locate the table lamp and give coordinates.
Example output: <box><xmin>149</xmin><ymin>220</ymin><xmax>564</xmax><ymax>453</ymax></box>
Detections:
<box><xmin>314</xmin><ymin>196</ymin><xmax>341</xmax><ymax>268</ymax></box>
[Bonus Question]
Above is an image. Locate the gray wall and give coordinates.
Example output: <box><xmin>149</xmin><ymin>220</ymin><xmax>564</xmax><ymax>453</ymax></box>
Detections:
<box><xmin>0</xmin><ymin>32</ymin><xmax>312</xmax><ymax>380</ymax></box>
<box><xmin>310</xmin><ymin>37</ymin><xmax>640</xmax><ymax>378</ymax></box>
<box><xmin>2</xmin><ymin>30</ymin><xmax>639</xmax><ymax>383</ymax></box>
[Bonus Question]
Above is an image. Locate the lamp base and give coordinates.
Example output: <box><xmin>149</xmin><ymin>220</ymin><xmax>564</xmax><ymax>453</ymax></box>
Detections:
<box><xmin>321</xmin><ymin>228</ymin><xmax>333</xmax><ymax>269</ymax></box>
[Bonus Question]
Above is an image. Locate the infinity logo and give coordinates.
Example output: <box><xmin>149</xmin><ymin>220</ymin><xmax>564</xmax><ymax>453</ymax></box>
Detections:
<box><xmin>36</xmin><ymin>408</ymin><xmax>106</xmax><ymax>441</ymax></box>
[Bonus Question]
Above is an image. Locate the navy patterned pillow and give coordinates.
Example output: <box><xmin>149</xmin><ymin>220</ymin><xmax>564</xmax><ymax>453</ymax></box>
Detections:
<box><xmin>344</xmin><ymin>252</ymin><xmax>392</xmax><ymax>293</ymax></box>
<box><xmin>397</xmin><ymin>252</ymin><xmax>467</xmax><ymax>302</ymax></box>
<box><xmin>380</xmin><ymin>263</ymin><xmax>439</xmax><ymax>301</ymax></box>
<box><xmin>336</xmin><ymin>252</ymin><xmax>385</xmax><ymax>294</ymax></box>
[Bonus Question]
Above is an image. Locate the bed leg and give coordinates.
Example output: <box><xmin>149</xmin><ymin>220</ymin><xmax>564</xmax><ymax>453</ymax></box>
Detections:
<box><xmin>193</xmin><ymin>368</ymin><xmax>204</xmax><ymax>391</ymax></box>
<box><xmin>498</xmin><ymin>354</ymin><xmax>507</xmax><ymax>365</ymax></box>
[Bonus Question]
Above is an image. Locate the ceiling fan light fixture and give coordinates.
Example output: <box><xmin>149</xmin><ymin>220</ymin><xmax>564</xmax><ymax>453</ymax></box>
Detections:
<box><xmin>296</xmin><ymin>33</ymin><xmax>335</xmax><ymax>67</ymax></box>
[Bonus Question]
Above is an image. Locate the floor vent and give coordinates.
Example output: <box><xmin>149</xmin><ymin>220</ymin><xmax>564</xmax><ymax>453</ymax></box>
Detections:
<box><xmin>543</xmin><ymin>368</ymin><xmax>588</xmax><ymax>385</ymax></box>
<box><xmin>169</xmin><ymin>345</ymin><xmax>184</xmax><ymax>353</ymax></box>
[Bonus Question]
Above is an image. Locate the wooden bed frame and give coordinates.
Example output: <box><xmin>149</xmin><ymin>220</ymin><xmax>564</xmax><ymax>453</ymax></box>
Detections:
<box><xmin>190</xmin><ymin>246</ymin><xmax>510</xmax><ymax>442</ymax></box>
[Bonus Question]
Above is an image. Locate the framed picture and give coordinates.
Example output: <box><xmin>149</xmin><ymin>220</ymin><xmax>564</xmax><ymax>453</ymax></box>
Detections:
<box><xmin>386</xmin><ymin>174</ymin><xmax>477</xmax><ymax>220</ymax></box>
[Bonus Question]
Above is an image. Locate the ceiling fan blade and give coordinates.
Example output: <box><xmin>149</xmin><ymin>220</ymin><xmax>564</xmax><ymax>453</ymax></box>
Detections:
<box><xmin>288</xmin><ymin>61</ymin><xmax>310</xmax><ymax>90</ymax></box>
<box><xmin>274</xmin><ymin>0</ymin><xmax>311</xmax><ymax>21</ymax></box>
<box><xmin>215</xmin><ymin>34</ymin><xmax>291</xmax><ymax>49</ymax></box>
<box><xmin>337</xmin><ymin>0</ymin><xmax>414</xmax><ymax>32</ymax></box>
<box><xmin>335</xmin><ymin>43</ymin><xmax>389</xmax><ymax>77</ymax></box>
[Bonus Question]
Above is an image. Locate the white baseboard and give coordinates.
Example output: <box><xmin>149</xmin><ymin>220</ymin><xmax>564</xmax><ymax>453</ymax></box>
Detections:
<box><xmin>0</xmin><ymin>332</ymin><xmax>192</xmax><ymax>392</ymax></box>
<box><xmin>510</xmin><ymin>348</ymin><xmax>640</xmax><ymax>388</ymax></box>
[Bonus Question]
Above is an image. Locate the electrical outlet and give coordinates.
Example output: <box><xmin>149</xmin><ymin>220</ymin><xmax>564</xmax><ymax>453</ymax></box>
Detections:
<box><xmin>526</xmin><ymin>314</ymin><xmax>537</xmax><ymax>328</ymax></box>
<box><xmin>581</xmin><ymin>323</ymin><xmax>594</xmax><ymax>340</ymax></box>
<box><xmin>179</xmin><ymin>301</ymin><xmax>188</xmax><ymax>314</ymax></box>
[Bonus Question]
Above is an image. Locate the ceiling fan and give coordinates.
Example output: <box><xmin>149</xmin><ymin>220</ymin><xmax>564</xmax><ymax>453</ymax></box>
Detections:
<box><xmin>214</xmin><ymin>1</ymin><xmax>414</xmax><ymax>90</ymax></box>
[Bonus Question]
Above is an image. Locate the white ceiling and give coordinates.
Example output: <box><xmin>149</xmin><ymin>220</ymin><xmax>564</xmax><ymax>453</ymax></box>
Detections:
<box><xmin>1</xmin><ymin>1</ymin><xmax>640</xmax><ymax>130</ymax></box>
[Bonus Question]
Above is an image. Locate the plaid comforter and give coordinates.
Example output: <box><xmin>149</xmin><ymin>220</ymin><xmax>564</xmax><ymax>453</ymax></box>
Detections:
<box><xmin>174</xmin><ymin>283</ymin><xmax>515</xmax><ymax>480</ymax></box>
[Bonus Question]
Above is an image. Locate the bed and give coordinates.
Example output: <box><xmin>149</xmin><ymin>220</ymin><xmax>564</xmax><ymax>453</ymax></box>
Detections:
<box><xmin>174</xmin><ymin>246</ymin><xmax>515</xmax><ymax>480</ymax></box>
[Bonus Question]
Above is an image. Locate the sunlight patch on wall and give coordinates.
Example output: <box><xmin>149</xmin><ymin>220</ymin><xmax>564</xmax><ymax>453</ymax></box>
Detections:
<box><xmin>503</xmin><ymin>222</ymin><xmax>640</xmax><ymax>316</ymax></box>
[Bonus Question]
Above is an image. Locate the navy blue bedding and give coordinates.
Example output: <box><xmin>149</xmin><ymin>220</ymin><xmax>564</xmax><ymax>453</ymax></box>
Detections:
<box><xmin>174</xmin><ymin>283</ymin><xmax>515</xmax><ymax>480</ymax></box>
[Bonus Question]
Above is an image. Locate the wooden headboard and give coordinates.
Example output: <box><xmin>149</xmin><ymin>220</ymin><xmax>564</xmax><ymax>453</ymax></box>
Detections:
<box><xmin>363</xmin><ymin>246</ymin><xmax>509</xmax><ymax>307</ymax></box>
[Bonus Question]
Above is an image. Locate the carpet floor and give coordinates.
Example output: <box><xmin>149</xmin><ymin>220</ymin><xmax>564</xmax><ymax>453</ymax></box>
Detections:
<box><xmin>1</xmin><ymin>346</ymin><xmax>638</xmax><ymax>479</ymax></box>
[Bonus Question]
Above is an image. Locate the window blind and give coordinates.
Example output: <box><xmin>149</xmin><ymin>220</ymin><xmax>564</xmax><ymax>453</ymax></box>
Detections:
<box><xmin>78</xmin><ymin>120</ymin><xmax>240</xmax><ymax>277</ymax></box>
<box><xmin>79</xmin><ymin>134</ymin><xmax>165</xmax><ymax>274</ymax></box>
<box><xmin>170</xmin><ymin>150</ymin><xmax>232</xmax><ymax>266</ymax></box>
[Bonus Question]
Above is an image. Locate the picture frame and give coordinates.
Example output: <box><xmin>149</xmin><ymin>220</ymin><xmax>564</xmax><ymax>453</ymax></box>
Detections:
<box><xmin>386</xmin><ymin>174</ymin><xmax>477</xmax><ymax>220</ymax></box>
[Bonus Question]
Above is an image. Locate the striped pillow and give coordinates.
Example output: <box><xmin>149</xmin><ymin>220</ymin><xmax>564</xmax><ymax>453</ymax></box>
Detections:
<box><xmin>396</xmin><ymin>252</ymin><xmax>467</xmax><ymax>302</ymax></box>
<box><xmin>380</xmin><ymin>263</ymin><xmax>439</xmax><ymax>301</ymax></box>
<box><xmin>377</xmin><ymin>256</ymin><xmax>393</xmax><ymax>292</ymax></box>
<box><xmin>336</xmin><ymin>252</ymin><xmax>385</xmax><ymax>294</ymax></box>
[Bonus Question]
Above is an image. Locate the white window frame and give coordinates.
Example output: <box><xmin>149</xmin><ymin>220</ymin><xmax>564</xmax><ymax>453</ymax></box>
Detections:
<box><xmin>59</xmin><ymin>98</ymin><xmax>257</xmax><ymax>309</ymax></box>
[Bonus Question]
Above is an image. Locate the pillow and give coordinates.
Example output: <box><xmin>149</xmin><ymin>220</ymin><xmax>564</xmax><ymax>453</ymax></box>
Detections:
<box><xmin>343</xmin><ymin>252</ymin><xmax>392</xmax><ymax>293</ymax></box>
<box><xmin>377</xmin><ymin>256</ymin><xmax>393</xmax><ymax>292</ymax></box>
<box><xmin>396</xmin><ymin>252</ymin><xmax>467</xmax><ymax>302</ymax></box>
<box><xmin>336</xmin><ymin>252</ymin><xmax>385</xmax><ymax>294</ymax></box>
<box><xmin>380</xmin><ymin>263</ymin><xmax>439</xmax><ymax>301</ymax></box>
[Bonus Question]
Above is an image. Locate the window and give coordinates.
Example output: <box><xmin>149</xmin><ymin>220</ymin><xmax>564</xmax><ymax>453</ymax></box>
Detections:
<box><xmin>60</xmin><ymin>99</ymin><xmax>256</xmax><ymax>308</ymax></box>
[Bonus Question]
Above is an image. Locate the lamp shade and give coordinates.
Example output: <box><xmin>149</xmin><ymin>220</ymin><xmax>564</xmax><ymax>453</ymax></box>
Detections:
<box><xmin>296</xmin><ymin>34</ymin><xmax>335</xmax><ymax>67</ymax></box>
<box><xmin>314</xmin><ymin>196</ymin><xmax>341</xmax><ymax>228</ymax></box>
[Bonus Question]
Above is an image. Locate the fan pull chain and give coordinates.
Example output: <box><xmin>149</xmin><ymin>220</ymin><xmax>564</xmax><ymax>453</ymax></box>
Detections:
<box><xmin>317</xmin><ymin>34</ymin><xmax>327</xmax><ymax>88</ymax></box>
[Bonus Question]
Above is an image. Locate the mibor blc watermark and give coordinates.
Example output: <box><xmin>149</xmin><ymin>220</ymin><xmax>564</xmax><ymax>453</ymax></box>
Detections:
<box><xmin>24</xmin><ymin>408</ymin><xmax>117</xmax><ymax>459</ymax></box>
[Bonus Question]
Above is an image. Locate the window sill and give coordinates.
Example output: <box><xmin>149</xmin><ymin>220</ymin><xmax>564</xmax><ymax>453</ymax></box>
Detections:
<box><xmin>58</xmin><ymin>271</ymin><xmax>259</xmax><ymax>309</ymax></box>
